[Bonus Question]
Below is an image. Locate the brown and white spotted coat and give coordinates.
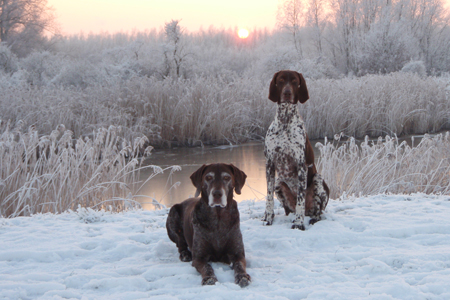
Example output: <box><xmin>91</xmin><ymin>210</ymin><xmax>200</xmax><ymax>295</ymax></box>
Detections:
<box><xmin>263</xmin><ymin>70</ymin><xmax>330</xmax><ymax>230</ymax></box>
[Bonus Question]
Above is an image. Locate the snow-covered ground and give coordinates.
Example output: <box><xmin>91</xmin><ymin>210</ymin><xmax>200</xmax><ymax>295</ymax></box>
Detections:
<box><xmin>1</xmin><ymin>194</ymin><xmax>450</xmax><ymax>300</ymax></box>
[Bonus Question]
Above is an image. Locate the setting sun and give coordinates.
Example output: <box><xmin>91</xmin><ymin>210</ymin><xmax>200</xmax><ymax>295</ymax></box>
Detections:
<box><xmin>238</xmin><ymin>28</ymin><xmax>249</xmax><ymax>39</ymax></box>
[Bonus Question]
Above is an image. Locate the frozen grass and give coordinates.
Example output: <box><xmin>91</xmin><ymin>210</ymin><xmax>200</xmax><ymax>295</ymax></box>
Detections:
<box><xmin>0</xmin><ymin>121</ymin><xmax>176</xmax><ymax>218</ymax></box>
<box><xmin>316</xmin><ymin>132</ymin><xmax>450</xmax><ymax>199</ymax></box>
<box><xmin>1</xmin><ymin>73</ymin><xmax>449</xmax><ymax>147</ymax></box>
<box><xmin>0</xmin><ymin>75</ymin><xmax>273</xmax><ymax>146</ymax></box>
<box><xmin>303</xmin><ymin>73</ymin><xmax>450</xmax><ymax>139</ymax></box>
<box><xmin>2</xmin><ymin>121</ymin><xmax>450</xmax><ymax>218</ymax></box>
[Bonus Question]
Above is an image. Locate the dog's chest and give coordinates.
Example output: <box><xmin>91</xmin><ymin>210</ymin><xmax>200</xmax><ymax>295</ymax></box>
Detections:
<box><xmin>194</xmin><ymin>205</ymin><xmax>239</xmax><ymax>249</ymax></box>
<box><xmin>265</xmin><ymin>112</ymin><xmax>306</xmax><ymax>163</ymax></box>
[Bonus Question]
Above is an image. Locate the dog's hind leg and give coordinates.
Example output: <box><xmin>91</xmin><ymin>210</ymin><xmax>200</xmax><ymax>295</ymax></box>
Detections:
<box><xmin>275</xmin><ymin>181</ymin><xmax>296</xmax><ymax>215</ymax></box>
<box><xmin>292</xmin><ymin>164</ymin><xmax>307</xmax><ymax>230</ymax></box>
<box><xmin>309</xmin><ymin>173</ymin><xmax>329</xmax><ymax>225</ymax></box>
<box><xmin>166</xmin><ymin>204</ymin><xmax>192</xmax><ymax>262</ymax></box>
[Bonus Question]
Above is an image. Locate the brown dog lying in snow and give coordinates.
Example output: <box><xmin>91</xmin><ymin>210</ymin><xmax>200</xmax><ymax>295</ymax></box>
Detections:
<box><xmin>166</xmin><ymin>163</ymin><xmax>251</xmax><ymax>287</ymax></box>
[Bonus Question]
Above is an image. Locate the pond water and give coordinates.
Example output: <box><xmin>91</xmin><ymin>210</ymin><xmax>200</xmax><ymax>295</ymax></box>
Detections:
<box><xmin>138</xmin><ymin>140</ymin><xmax>322</xmax><ymax>209</ymax></box>
<box><xmin>139</xmin><ymin>142</ymin><xmax>266</xmax><ymax>209</ymax></box>
<box><xmin>138</xmin><ymin>134</ymin><xmax>427</xmax><ymax>209</ymax></box>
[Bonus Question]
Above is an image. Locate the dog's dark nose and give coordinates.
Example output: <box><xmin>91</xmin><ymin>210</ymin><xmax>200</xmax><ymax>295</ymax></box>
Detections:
<box><xmin>283</xmin><ymin>89</ymin><xmax>292</xmax><ymax>97</ymax></box>
<box><xmin>212</xmin><ymin>190</ymin><xmax>223</xmax><ymax>199</ymax></box>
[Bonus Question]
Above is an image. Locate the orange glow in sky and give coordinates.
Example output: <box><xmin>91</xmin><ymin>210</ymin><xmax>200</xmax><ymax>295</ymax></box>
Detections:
<box><xmin>47</xmin><ymin>0</ymin><xmax>277</xmax><ymax>35</ymax></box>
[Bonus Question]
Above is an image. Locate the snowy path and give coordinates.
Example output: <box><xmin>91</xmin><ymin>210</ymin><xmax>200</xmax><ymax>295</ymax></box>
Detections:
<box><xmin>1</xmin><ymin>194</ymin><xmax>450</xmax><ymax>300</ymax></box>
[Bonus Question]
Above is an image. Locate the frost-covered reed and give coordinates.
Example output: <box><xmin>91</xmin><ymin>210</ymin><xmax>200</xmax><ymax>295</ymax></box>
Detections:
<box><xmin>1</xmin><ymin>73</ymin><xmax>449</xmax><ymax>147</ymax></box>
<box><xmin>303</xmin><ymin>73</ymin><xmax>450</xmax><ymax>139</ymax></box>
<box><xmin>316</xmin><ymin>132</ymin><xmax>450</xmax><ymax>199</ymax></box>
<box><xmin>0</xmin><ymin>121</ymin><xmax>169</xmax><ymax>218</ymax></box>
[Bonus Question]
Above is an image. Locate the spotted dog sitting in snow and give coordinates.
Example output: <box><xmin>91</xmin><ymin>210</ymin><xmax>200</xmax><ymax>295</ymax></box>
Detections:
<box><xmin>166</xmin><ymin>163</ymin><xmax>251</xmax><ymax>287</ymax></box>
<box><xmin>263</xmin><ymin>70</ymin><xmax>330</xmax><ymax>230</ymax></box>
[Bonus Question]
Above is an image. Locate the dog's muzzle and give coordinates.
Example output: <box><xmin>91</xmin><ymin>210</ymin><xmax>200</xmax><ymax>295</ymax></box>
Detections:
<box><xmin>281</xmin><ymin>85</ymin><xmax>294</xmax><ymax>103</ymax></box>
<box><xmin>209</xmin><ymin>188</ymin><xmax>227</xmax><ymax>208</ymax></box>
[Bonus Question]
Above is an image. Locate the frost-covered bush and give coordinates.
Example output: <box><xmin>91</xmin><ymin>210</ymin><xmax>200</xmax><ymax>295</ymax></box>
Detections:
<box><xmin>316</xmin><ymin>133</ymin><xmax>450</xmax><ymax>199</ymax></box>
<box><xmin>0</xmin><ymin>44</ymin><xmax>18</xmax><ymax>74</ymax></box>
<box><xmin>294</xmin><ymin>57</ymin><xmax>340</xmax><ymax>80</ymax></box>
<box><xmin>19</xmin><ymin>51</ymin><xmax>60</xmax><ymax>86</ymax></box>
<box><xmin>100</xmin><ymin>41</ymin><xmax>163</xmax><ymax>79</ymax></box>
<box><xmin>51</xmin><ymin>59</ymin><xmax>106</xmax><ymax>88</ymax></box>
<box><xmin>401</xmin><ymin>61</ymin><xmax>427</xmax><ymax>77</ymax></box>
<box><xmin>254</xmin><ymin>45</ymin><xmax>298</xmax><ymax>80</ymax></box>
<box><xmin>356</xmin><ymin>23</ymin><xmax>417</xmax><ymax>76</ymax></box>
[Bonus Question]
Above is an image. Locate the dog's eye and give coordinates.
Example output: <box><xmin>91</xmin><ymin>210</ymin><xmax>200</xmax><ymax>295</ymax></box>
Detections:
<box><xmin>223</xmin><ymin>176</ymin><xmax>231</xmax><ymax>181</ymax></box>
<box><xmin>205</xmin><ymin>175</ymin><xmax>213</xmax><ymax>181</ymax></box>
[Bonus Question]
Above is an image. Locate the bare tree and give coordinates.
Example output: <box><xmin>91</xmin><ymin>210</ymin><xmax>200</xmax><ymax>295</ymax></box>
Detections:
<box><xmin>399</xmin><ymin>0</ymin><xmax>449</xmax><ymax>71</ymax></box>
<box><xmin>277</xmin><ymin>0</ymin><xmax>307</xmax><ymax>57</ymax></box>
<box><xmin>306</xmin><ymin>0</ymin><xmax>328</xmax><ymax>54</ymax></box>
<box><xmin>163</xmin><ymin>19</ymin><xmax>188</xmax><ymax>78</ymax></box>
<box><xmin>0</xmin><ymin>0</ymin><xmax>57</xmax><ymax>56</ymax></box>
<box><xmin>327</xmin><ymin>0</ymin><xmax>360</xmax><ymax>74</ymax></box>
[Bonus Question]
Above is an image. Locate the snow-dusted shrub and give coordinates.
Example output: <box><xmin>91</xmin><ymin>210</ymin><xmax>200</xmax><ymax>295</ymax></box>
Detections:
<box><xmin>0</xmin><ymin>122</ymin><xmax>164</xmax><ymax>218</ymax></box>
<box><xmin>401</xmin><ymin>61</ymin><xmax>427</xmax><ymax>77</ymax></box>
<box><xmin>0</xmin><ymin>44</ymin><xmax>18</xmax><ymax>74</ymax></box>
<box><xmin>256</xmin><ymin>47</ymin><xmax>298</xmax><ymax>80</ymax></box>
<box><xmin>51</xmin><ymin>59</ymin><xmax>106</xmax><ymax>88</ymax></box>
<box><xmin>19</xmin><ymin>51</ymin><xmax>60</xmax><ymax>86</ymax></box>
<box><xmin>357</xmin><ymin>22</ymin><xmax>417</xmax><ymax>76</ymax></box>
<box><xmin>316</xmin><ymin>133</ymin><xmax>450</xmax><ymax>199</ymax></box>
<box><xmin>293</xmin><ymin>57</ymin><xmax>340</xmax><ymax>79</ymax></box>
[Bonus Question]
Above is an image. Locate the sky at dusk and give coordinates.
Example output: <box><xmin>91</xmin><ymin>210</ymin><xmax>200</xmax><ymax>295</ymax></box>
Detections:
<box><xmin>47</xmin><ymin>0</ymin><xmax>278</xmax><ymax>35</ymax></box>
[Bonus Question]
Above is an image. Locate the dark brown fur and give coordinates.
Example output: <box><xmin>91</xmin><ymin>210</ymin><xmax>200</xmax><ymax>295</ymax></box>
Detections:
<box><xmin>268</xmin><ymin>70</ymin><xmax>309</xmax><ymax>104</ymax></box>
<box><xmin>166</xmin><ymin>163</ymin><xmax>251</xmax><ymax>287</ymax></box>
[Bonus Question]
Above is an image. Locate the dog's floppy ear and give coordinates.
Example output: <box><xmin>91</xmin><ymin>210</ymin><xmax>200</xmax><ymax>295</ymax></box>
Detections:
<box><xmin>268</xmin><ymin>71</ymin><xmax>280</xmax><ymax>103</ymax></box>
<box><xmin>190</xmin><ymin>164</ymin><xmax>207</xmax><ymax>197</ymax></box>
<box><xmin>296</xmin><ymin>72</ymin><xmax>309</xmax><ymax>103</ymax></box>
<box><xmin>228</xmin><ymin>164</ymin><xmax>247</xmax><ymax>195</ymax></box>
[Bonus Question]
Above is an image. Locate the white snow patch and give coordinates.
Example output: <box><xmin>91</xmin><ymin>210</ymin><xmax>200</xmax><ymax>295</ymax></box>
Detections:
<box><xmin>1</xmin><ymin>194</ymin><xmax>450</xmax><ymax>299</ymax></box>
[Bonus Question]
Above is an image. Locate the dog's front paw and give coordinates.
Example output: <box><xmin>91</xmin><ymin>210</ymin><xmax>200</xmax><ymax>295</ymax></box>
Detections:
<box><xmin>262</xmin><ymin>211</ymin><xmax>274</xmax><ymax>225</ymax></box>
<box><xmin>201</xmin><ymin>276</ymin><xmax>218</xmax><ymax>286</ymax></box>
<box><xmin>179</xmin><ymin>250</ymin><xmax>192</xmax><ymax>262</ymax></box>
<box><xmin>235</xmin><ymin>273</ymin><xmax>251</xmax><ymax>287</ymax></box>
<box><xmin>291</xmin><ymin>223</ymin><xmax>305</xmax><ymax>230</ymax></box>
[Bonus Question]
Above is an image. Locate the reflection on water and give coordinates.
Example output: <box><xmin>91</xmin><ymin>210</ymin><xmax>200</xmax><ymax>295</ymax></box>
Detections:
<box><xmin>139</xmin><ymin>142</ymin><xmax>267</xmax><ymax>209</ymax></box>
<box><xmin>138</xmin><ymin>134</ymin><xmax>426</xmax><ymax>209</ymax></box>
<box><xmin>139</xmin><ymin>141</ymin><xmax>322</xmax><ymax>209</ymax></box>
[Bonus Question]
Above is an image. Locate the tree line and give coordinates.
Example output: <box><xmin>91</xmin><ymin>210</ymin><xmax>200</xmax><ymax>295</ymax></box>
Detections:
<box><xmin>277</xmin><ymin>0</ymin><xmax>450</xmax><ymax>75</ymax></box>
<box><xmin>1</xmin><ymin>0</ymin><xmax>449</xmax><ymax>78</ymax></box>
